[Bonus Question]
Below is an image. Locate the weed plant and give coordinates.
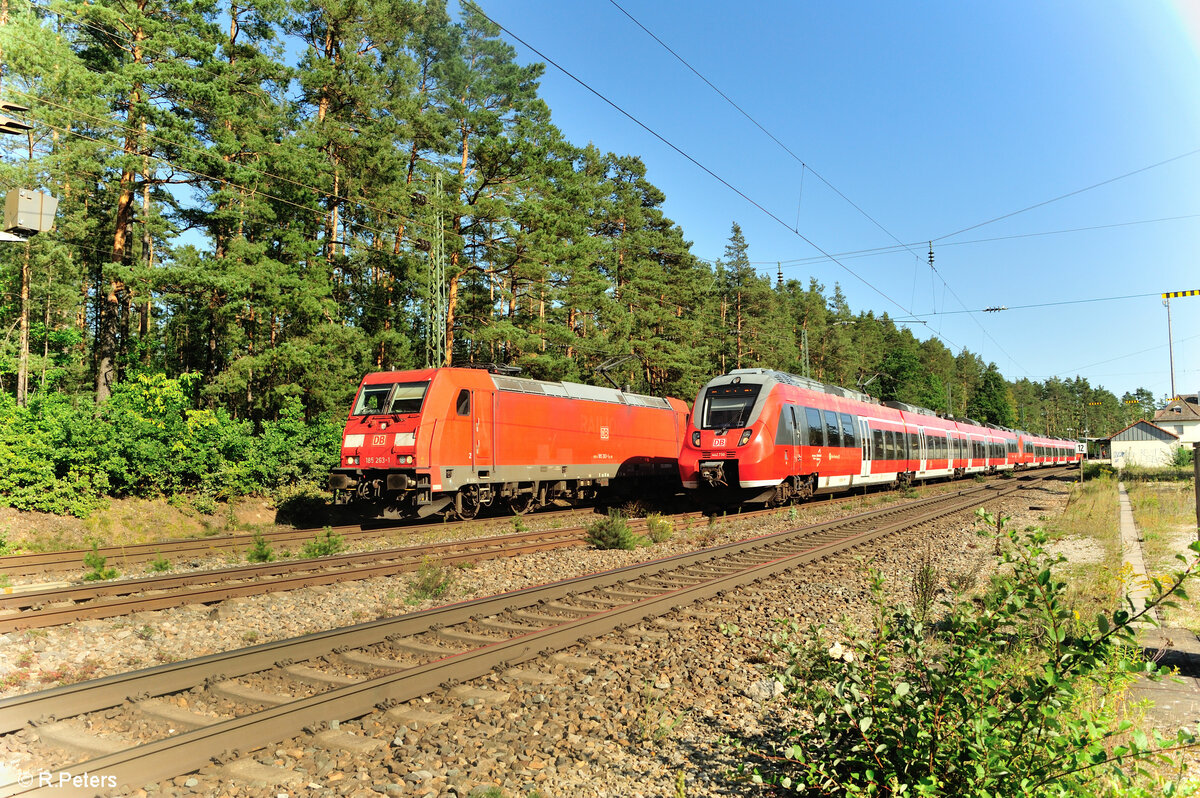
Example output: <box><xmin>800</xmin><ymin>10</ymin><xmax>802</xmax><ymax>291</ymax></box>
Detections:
<box><xmin>645</xmin><ymin>513</ymin><xmax>673</xmax><ymax>544</ymax></box>
<box><xmin>147</xmin><ymin>554</ymin><xmax>171</xmax><ymax>573</ymax></box>
<box><xmin>301</xmin><ymin>527</ymin><xmax>346</xmax><ymax>558</ymax></box>
<box><xmin>246</xmin><ymin>530</ymin><xmax>275</xmax><ymax>563</ymax></box>
<box><xmin>741</xmin><ymin>513</ymin><xmax>1200</xmax><ymax>796</ymax></box>
<box><xmin>910</xmin><ymin>541</ymin><xmax>938</xmax><ymax>623</ymax></box>
<box><xmin>406</xmin><ymin>557</ymin><xmax>454</xmax><ymax>603</ymax></box>
<box><xmin>587</xmin><ymin>510</ymin><xmax>640</xmax><ymax>550</ymax></box>
<box><xmin>81</xmin><ymin>542</ymin><xmax>117</xmax><ymax>581</ymax></box>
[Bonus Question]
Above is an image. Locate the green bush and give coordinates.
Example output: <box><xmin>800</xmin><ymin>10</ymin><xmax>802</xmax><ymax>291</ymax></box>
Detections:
<box><xmin>645</xmin><ymin>513</ymin><xmax>673</xmax><ymax>544</ymax></box>
<box><xmin>1172</xmin><ymin>446</ymin><xmax>1195</xmax><ymax>468</ymax></box>
<box><xmin>82</xmin><ymin>542</ymin><xmax>118</xmax><ymax>581</ymax></box>
<box><xmin>745</xmin><ymin>517</ymin><xmax>1199</xmax><ymax>796</ymax></box>
<box><xmin>246</xmin><ymin>531</ymin><xmax>275</xmax><ymax>563</ymax></box>
<box><xmin>407</xmin><ymin>557</ymin><xmax>454</xmax><ymax>603</ymax></box>
<box><xmin>0</xmin><ymin>374</ymin><xmax>344</xmax><ymax>518</ymax></box>
<box><xmin>587</xmin><ymin>510</ymin><xmax>640</xmax><ymax>550</ymax></box>
<box><xmin>300</xmin><ymin>527</ymin><xmax>345</xmax><ymax>559</ymax></box>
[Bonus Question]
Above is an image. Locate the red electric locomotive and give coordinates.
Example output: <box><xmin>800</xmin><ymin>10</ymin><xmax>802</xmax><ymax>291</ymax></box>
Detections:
<box><xmin>680</xmin><ymin>368</ymin><xmax>1080</xmax><ymax>506</ymax></box>
<box><xmin>329</xmin><ymin>367</ymin><xmax>689</xmax><ymax>519</ymax></box>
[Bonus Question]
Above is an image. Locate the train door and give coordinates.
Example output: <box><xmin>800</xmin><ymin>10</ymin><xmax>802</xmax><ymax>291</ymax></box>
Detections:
<box><xmin>858</xmin><ymin>417</ymin><xmax>871</xmax><ymax>479</ymax></box>
<box><xmin>463</xmin><ymin>389</ymin><xmax>494</xmax><ymax>474</ymax></box>
<box><xmin>788</xmin><ymin>406</ymin><xmax>802</xmax><ymax>478</ymax></box>
<box><xmin>917</xmin><ymin>429</ymin><xmax>927</xmax><ymax>475</ymax></box>
<box><xmin>776</xmin><ymin>405</ymin><xmax>801</xmax><ymax>478</ymax></box>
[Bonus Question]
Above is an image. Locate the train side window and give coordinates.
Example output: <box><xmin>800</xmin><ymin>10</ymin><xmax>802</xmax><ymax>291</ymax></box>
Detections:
<box><xmin>908</xmin><ymin>432</ymin><xmax>917</xmax><ymax>458</ymax></box>
<box><xmin>872</xmin><ymin>428</ymin><xmax>884</xmax><ymax>458</ymax></box>
<box><xmin>805</xmin><ymin>407</ymin><xmax>825</xmax><ymax>447</ymax></box>
<box><xmin>882</xmin><ymin>430</ymin><xmax>894</xmax><ymax>460</ymax></box>
<box><xmin>456</xmin><ymin>389</ymin><xmax>471</xmax><ymax>416</ymax></box>
<box><xmin>793</xmin><ymin>406</ymin><xmax>808</xmax><ymax>445</ymax></box>
<box><xmin>775</xmin><ymin>406</ymin><xmax>796</xmax><ymax>445</ymax></box>
<box><xmin>839</xmin><ymin>413</ymin><xmax>856</xmax><ymax>448</ymax></box>
<box><xmin>826</xmin><ymin>411</ymin><xmax>842</xmax><ymax>447</ymax></box>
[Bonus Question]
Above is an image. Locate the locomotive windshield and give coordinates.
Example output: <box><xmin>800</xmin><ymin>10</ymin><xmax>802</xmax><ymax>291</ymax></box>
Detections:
<box><xmin>352</xmin><ymin>381</ymin><xmax>428</xmax><ymax>416</ymax></box>
<box><xmin>700</xmin><ymin>383</ymin><xmax>762</xmax><ymax>429</ymax></box>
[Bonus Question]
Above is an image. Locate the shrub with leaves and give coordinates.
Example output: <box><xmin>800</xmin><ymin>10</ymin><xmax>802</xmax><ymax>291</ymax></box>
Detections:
<box><xmin>587</xmin><ymin>510</ymin><xmax>640</xmax><ymax>550</ymax></box>
<box><xmin>246</xmin><ymin>531</ymin><xmax>275</xmax><ymax>563</ymax></box>
<box><xmin>300</xmin><ymin>527</ymin><xmax>346</xmax><ymax>558</ymax></box>
<box><xmin>749</xmin><ymin>515</ymin><xmax>1200</xmax><ymax>796</ymax></box>
<box><xmin>406</xmin><ymin>557</ymin><xmax>454</xmax><ymax>604</ymax></box>
<box><xmin>82</xmin><ymin>542</ymin><xmax>117</xmax><ymax>582</ymax></box>
<box><xmin>645</xmin><ymin>513</ymin><xmax>673</xmax><ymax>544</ymax></box>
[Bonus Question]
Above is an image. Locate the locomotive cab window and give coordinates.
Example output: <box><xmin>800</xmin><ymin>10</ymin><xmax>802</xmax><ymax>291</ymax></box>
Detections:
<box><xmin>456</xmin><ymin>389</ymin><xmax>471</xmax><ymax>416</ymax></box>
<box><xmin>701</xmin><ymin>383</ymin><xmax>762</xmax><ymax>429</ymax></box>
<box><xmin>353</xmin><ymin>381</ymin><xmax>429</xmax><ymax>417</ymax></box>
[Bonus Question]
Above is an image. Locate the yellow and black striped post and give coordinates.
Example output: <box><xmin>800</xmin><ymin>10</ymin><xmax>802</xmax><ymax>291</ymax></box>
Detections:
<box><xmin>1162</xmin><ymin>291</ymin><xmax>1198</xmax><ymax>399</ymax></box>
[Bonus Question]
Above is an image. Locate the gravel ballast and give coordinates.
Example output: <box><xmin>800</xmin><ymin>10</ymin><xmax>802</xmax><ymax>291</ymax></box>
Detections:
<box><xmin>0</xmin><ymin>477</ymin><xmax>1075</xmax><ymax>797</ymax></box>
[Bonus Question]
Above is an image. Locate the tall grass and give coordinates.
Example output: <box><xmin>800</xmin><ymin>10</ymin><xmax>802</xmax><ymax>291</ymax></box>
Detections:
<box><xmin>1127</xmin><ymin>479</ymin><xmax>1199</xmax><ymax>630</ymax></box>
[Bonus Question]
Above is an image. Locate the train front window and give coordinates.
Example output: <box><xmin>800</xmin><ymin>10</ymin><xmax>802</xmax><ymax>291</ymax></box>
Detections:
<box><xmin>701</xmin><ymin>384</ymin><xmax>761</xmax><ymax>429</ymax></box>
<box><xmin>352</xmin><ymin>381</ymin><xmax>428</xmax><ymax>416</ymax></box>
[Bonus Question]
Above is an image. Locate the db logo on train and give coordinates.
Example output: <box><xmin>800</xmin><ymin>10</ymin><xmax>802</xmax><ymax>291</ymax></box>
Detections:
<box><xmin>600</xmin><ymin>427</ymin><xmax>610</xmax><ymax>440</ymax></box>
<box><xmin>372</xmin><ymin>434</ymin><xmax>387</xmax><ymax>446</ymax></box>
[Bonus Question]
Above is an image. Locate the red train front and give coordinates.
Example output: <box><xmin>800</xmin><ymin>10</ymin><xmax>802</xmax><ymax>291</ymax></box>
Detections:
<box><xmin>680</xmin><ymin>369</ymin><xmax>884</xmax><ymax>505</ymax></box>
<box><xmin>328</xmin><ymin>367</ymin><xmax>689</xmax><ymax>519</ymax></box>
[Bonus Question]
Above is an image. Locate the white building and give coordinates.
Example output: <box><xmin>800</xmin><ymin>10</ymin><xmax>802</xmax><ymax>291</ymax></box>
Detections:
<box><xmin>1108</xmin><ymin>420</ymin><xmax>1180</xmax><ymax>468</ymax></box>
<box><xmin>1154</xmin><ymin>394</ymin><xmax>1200</xmax><ymax>446</ymax></box>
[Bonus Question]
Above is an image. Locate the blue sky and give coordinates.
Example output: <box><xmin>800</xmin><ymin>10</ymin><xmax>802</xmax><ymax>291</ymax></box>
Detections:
<box><xmin>480</xmin><ymin>0</ymin><xmax>1200</xmax><ymax>405</ymax></box>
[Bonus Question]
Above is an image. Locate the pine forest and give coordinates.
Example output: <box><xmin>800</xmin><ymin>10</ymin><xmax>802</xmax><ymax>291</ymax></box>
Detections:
<box><xmin>0</xmin><ymin>0</ymin><xmax>1160</xmax><ymax>514</ymax></box>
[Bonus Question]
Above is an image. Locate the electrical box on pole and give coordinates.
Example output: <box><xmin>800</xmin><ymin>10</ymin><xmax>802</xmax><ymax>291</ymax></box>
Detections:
<box><xmin>4</xmin><ymin>189</ymin><xmax>58</xmax><ymax>235</ymax></box>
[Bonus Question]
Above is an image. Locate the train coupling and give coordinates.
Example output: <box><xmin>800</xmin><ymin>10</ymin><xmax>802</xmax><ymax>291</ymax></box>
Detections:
<box><xmin>698</xmin><ymin>460</ymin><xmax>729</xmax><ymax>488</ymax></box>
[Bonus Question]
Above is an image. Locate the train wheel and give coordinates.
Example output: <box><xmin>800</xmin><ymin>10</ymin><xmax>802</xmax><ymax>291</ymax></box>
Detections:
<box><xmin>509</xmin><ymin>492</ymin><xmax>537</xmax><ymax>516</ymax></box>
<box><xmin>454</xmin><ymin>487</ymin><xmax>481</xmax><ymax>520</ymax></box>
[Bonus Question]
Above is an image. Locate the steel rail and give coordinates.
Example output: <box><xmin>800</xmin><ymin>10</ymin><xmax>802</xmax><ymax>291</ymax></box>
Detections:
<box><xmin>0</xmin><ymin>527</ymin><xmax>597</xmax><ymax>633</ymax></box>
<box><xmin>0</xmin><ymin>508</ymin><xmax>599</xmax><ymax>577</ymax></box>
<box><xmin>0</xmin><ymin>480</ymin><xmax>1005</xmax><ymax>735</ymax></box>
<box><xmin>0</xmin><ymin>472</ymin><xmax>1058</xmax><ymax>797</ymax></box>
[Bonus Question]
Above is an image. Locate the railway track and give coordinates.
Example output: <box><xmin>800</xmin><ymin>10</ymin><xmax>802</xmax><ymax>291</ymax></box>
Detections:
<box><xmin>0</xmin><ymin>470</ymin><xmax>1062</xmax><ymax>797</ymax></box>
<box><xmin>0</xmin><ymin>515</ymin><xmax>702</xmax><ymax>633</ymax></box>
<box><xmin>0</xmin><ymin>508</ymin><xmax>599</xmax><ymax>579</ymax></box>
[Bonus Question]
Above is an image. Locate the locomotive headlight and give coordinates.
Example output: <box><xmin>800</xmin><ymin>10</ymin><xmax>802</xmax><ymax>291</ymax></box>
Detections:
<box><xmin>344</xmin><ymin>434</ymin><xmax>364</xmax><ymax>449</ymax></box>
<box><xmin>738</xmin><ymin>429</ymin><xmax>753</xmax><ymax>446</ymax></box>
<box><xmin>394</xmin><ymin>431</ymin><xmax>416</xmax><ymax>446</ymax></box>
<box><xmin>692</xmin><ymin>431</ymin><xmax>701</xmax><ymax>447</ymax></box>
<box><xmin>347</xmin><ymin>456</ymin><xmax>359</xmax><ymax>465</ymax></box>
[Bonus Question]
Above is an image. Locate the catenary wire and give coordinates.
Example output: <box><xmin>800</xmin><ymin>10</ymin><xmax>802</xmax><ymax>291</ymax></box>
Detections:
<box><xmin>473</xmin><ymin>7</ymin><xmax>918</xmax><ymax>324</ymax></box>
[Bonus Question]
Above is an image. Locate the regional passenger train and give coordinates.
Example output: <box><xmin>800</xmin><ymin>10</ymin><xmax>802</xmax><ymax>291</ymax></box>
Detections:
<box><xmin>679</xmin><ymin>368</ymin><xmax>1080</xmax><ymax>506</ymax></box>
